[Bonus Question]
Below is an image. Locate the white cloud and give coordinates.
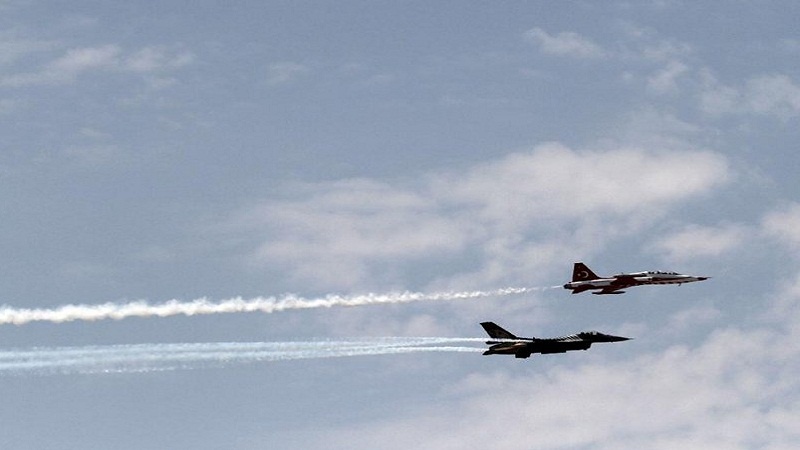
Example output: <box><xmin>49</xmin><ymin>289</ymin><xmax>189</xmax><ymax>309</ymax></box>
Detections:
<box><xmin>0</xmin><ymin>43</ymin><xmax>194</xmax><ymax>86</ymax></box>
<box><xmin>78</xmin><ymin>127</ymin><xmax>111</xmax><ymax>139</ymax></box>
<box><xmin>48</xmin><ymin>44</ymin><xmax>120</xmax><ymax>73</ymax></box>
<box><xmin>652</xmin><ymin>223</ymin><xmax>748</xmax><ymax>261</ymax></box>
<box><xmin>610</xmin><ymin>26</ymin><xmax>699</xmax><ymax>97</ymax></box>
<box><xmin>524</xmin><ymin>27</ymin><xmax>606</xmax><ymax>59</ymax></box>
<box><xmin>762</xmin><ymin>203</ymin><xmax>800</xmax><ymax>248</ymax></box>
<box><xmin>441</xmin><ymin>143</ymin><xmax>728</xmax><ymax>223</ymax></box>
<box><xmin>647</xmin><ymin>60</ymin><xmax>689</xmax><ymax>94</ymax></box>
<box><xmin>666</xmin><ymin>304</ymin><xmax>722</xmax><ymax>331</ymax></box>
<box><xmin>243</xmin><ymin>178</ymin><xmax>472</xmax><ymax>288</ymax></box>
<box><xmin>123</xmin><ymin>46</ymin><xmax>194</xmax><ymax>73</ymax></box>
<box><xmin>266</xmin><ymin>61</ymin><xmax>309</xmax><ymax>85</ymax></box>
<box><xmin>700</xmin><ymin>72</ymin><xmax>800</xmax><ymax>119</ymax></box>
<box><xmin>768</xmin><ymin>272</ymin><xmax>800</xmax><ymax>331</ymax></box>
<box><xmin>311</xmin><ymin>318</ymin><xmax>800</xmax><ymax>450</ymax></box>
<box><xmin>640</xmin><ymin>39</ymin><xmax>693</xmax><ymax>63</ymax></box>
<box><xmin>1</xmin><ymin>44</ymin><xmax>122</xmax><ymax>85</ymax></box>
<box><xmin>306</xmin><ymin>268</ymin><xmax>800</xmax><ymax>450</ymax></box>
<box><xmin>230</xmin><ymin>143</ymin><xmax>730</xmax><ymax>290</ymax></box>
<box><xmin>698</xmin><ymin>70</ymin><xmax>741</xmax><ymax>116</ymax></box>
<box><xmin>745</xmin><ymin>75</ymin><xmax>800</xmax><ymax>119</ymax></box>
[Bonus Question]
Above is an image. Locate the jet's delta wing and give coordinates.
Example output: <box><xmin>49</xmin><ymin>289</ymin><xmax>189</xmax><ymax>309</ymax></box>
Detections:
<box><xmin>480</xmin><ymin>322</ymin><xmax>630</xmax><ymax>359</ymax></box>
<box><xmin>563</xmin><ymin>262</ymin><xmax>709</xmax><ymax>295</ymax></box>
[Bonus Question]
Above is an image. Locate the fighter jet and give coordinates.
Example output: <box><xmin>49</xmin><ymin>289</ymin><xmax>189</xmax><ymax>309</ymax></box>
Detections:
<box><xmin>480</xmin><ymin>322</ymin><xmax>630</xmax><ymax>359</ymax></box>
<box><xmin>563</xmin><ymin>262</ymin><xmax>709</xmax><ymax>295</ymax></box>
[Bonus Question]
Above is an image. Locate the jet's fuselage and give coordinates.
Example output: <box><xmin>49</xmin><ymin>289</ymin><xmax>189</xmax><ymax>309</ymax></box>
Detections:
<box><xmin>563</xmin><ymin>263</ymin><xmax>709</xmax><ymax>295</ymax></box>
<box><xmin>480</xmin><ymin>325</ymin><xmax>630</xmax><ymax>359</ymax></box>
<box><xmin>484</xmin><ymin>339</ymin><xmax>593</xmax><ymax>356</ymax></box>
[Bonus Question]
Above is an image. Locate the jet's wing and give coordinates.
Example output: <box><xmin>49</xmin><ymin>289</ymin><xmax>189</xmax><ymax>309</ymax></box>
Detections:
<box><xmin>610</xmin><ymin>275</ymin><xmax>636</xmax><ymax>285</ymax></box>
<box><xmin>570</xmin><ymin>285</ymin><xmax>595</xmax><ymax>294</ymax></box>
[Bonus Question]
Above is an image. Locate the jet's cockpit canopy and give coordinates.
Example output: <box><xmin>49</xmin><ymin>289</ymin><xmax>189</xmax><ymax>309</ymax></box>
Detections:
<box><xmin>578</xmin><ymin>331</ymin><xmax>601</xmax><ymax>338</ymax></box>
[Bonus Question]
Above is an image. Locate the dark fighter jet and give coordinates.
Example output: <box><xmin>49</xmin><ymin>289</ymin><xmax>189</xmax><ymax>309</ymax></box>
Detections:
<box><xmin>480</xmin><ymin>322</ymin><xmax>630</xmax><ymax>359</ymax></box>
<box><xmin>563</xmin><ymin>262</ymin><xmax>709</xmax><ymax>295</ymax></box>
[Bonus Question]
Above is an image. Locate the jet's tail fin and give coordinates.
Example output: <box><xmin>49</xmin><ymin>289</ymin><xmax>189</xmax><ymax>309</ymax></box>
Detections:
<box><xmin>480</xmin><ymin>322</ymin><xmax>519</xmax><ymax>340</ymax></box>
<box><xmin>572</xmin><ymin>262</ymin><xmax>600</xmax><ymax>282</ymax></box>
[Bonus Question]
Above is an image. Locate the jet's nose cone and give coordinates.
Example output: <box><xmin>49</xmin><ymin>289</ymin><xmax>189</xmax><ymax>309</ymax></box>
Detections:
<box><xmin>602</xmin><ymin>334</ymin><xmax>632</xmax><ymax>342</ymax></box>
<box><xmin>698</xmin><ymin>276</ymin><xmax>710</xmax><ymax>281</ymax></box>
<box><xmin>595</xmin><ymin>334</ymin><xmax>631</xmax><ymax>342</ymax></box>
<box><xmin>582</xmin><ymin>331</ymin><xmax>632</xmax><ymax>342</ymax></box>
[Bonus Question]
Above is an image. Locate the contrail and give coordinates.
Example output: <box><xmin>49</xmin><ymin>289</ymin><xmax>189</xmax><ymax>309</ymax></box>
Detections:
<box><xmin>0</xmin><ymin>338</ymin><xmax>486</xmax><ymax>375</ymax></box>
<box><xmin>0</xmin><ymin>287</ymin><xmax>541</xmax><ymax>325</ymax></box>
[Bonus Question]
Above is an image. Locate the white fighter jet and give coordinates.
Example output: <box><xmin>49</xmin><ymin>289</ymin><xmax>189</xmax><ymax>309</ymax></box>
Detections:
<box><xmin>563</xmin><ymin>262</ymin><xmax>709</xmax><ymax>295</ymax></box>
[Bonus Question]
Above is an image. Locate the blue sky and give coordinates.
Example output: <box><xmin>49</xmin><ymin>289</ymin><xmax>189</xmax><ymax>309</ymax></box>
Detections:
<box><xmin>1</xmin><ymin>1</ymin><xmax>800</xmax><ymax>449</ymax></box>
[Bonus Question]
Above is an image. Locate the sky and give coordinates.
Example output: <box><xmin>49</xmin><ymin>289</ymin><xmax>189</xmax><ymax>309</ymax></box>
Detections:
<box><xmin>1</xmin><ymin>1</ymin><xmax>800</xmax><ymax>448</ymax></box>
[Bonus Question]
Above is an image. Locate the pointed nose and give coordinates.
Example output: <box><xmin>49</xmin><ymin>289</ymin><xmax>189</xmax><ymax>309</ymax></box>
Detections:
<box><xmin>597</xmin><ymin>334</ymin><xmax>631</xmax><ymax>342</ymax></box>
<box><xmin>698</xmin><ymin>276</ymin><xmax>709</xmax><ymax>281</ymax></box>
<box><xmin>585</xmin><ymin>332</ymin><xmax>632</xmax><ymax>342</ymax></box>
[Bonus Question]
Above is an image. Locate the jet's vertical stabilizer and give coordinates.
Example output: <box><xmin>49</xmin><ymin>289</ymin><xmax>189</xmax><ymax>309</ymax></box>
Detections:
<box><xmin>572</xmin><ymin>262</ymin><xmax>600</xmax><ymax>282</ymax></box>
<box><xmin>480</xmin><ymin>322</ymin><xmax>520</xmax><ymax>340</ymax></box>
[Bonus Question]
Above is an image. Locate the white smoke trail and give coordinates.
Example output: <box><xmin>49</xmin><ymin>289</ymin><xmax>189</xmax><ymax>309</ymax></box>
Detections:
<box><xmin>0</xmin><ymin>338</ymin><xmax>486</xmax><ymax>375</ymax></box>
<box><xmin>0</xmin><ymin>287</ymin><xmax>539</xmax><ymax>325</ymax></box>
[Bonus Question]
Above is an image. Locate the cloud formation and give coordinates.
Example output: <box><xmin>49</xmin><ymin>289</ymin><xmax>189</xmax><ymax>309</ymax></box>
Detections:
<box><xmin>647</xmin><ymin>60</ymin><xmax>689</xmax><ymax>94</ymax></box>
<box><xmin>524</xmin><ymin>27</ymin><xmax>606</xmax><ymax>59</ymax></box>
<box><xmin>1</xmin><ymin>43</ymin><xmax>193</xmax><ymax>86</ymax></box>
<box><xmin>700</xmin><ymin>72</ymin><xmax>800</xmax><ymax>119</ymax></box>
<box><xmin>762</xmin><ymin>203</ymin><xmax>800</xmax><ymax>248</ymax></box>
<box><xmin>312</xmin><ymin>294</ymin><xmax>800</xmax><ymax>450</ymax></box>
<box><xmin>652</xmin><ymin>223</ymin><xmax>748</xmax><ymax>262</ymax></box>
<box><xmin>266</xmin><ymin>61</ymin><xmax>309</xmax><ymax>85</ymax></box>
<box><xmin>235</xmin><ymin>143</ymin><xmax>730</xmax><ymax>290</ymax></box>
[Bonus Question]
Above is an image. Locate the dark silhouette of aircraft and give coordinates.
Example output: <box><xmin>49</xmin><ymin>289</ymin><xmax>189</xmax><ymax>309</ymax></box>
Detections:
<box><xmin>563</xmin><ymin>262</ymin><xmax>709</xmax><ymax>295</ymax></box>
<box><xmin>480</xmin><ymin>322</ymin><xmax>631</xmax><ymax>359</ymax></box>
